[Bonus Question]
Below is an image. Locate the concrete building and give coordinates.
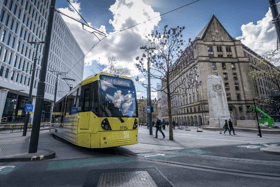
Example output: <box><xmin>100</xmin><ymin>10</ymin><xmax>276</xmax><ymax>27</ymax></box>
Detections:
<box><xmin>0</xmin><ymin>0</ymin><xmax>84</xmax><ymax>122</ymax></box>
<box><xmin>161</xmin><ymin>15</ymin><xmax>279</xmax><ymax>126</ymax></box>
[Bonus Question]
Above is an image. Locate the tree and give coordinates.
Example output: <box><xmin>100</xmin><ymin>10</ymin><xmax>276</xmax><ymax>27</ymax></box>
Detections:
<box><xmin>135</xmin><ymin>25</ymin><xmax>201</xmax><ymax>140</ymax></box>
<box><xmin>138</xmin><ymin>97</ymin><xmax>147</xmax><ymax>124</ymax></box>
<box><xmin>90</xmin><ymin>57</ymin><xmax>129</xmax><ymax>75</ymax></box>
<box><xmin>249</xmin><ymin>49</ymin><xmax>280</xmax><ymax>91</ymax></box>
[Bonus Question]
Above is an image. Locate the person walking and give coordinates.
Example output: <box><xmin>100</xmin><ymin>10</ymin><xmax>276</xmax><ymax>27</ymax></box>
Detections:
<box><xmin>223</xmin><ymin>120</ymin><xmax>231</xmax><ymax>135</ymax></box>
<box><xmin>229</xmin><ymin>119</ymin><xmax>236</xmax><ymax>135</ymax></box>
<box><xmin>172</xmin><ymin>121</ymin><xmax>175</xmax><ymax>130</ymax></box>
<box><xmin>155</xmin><ymin>117</ymin><xmax>165</xmax><ymax>138</ymax></box>
<box><xmin>162</xmin><ymin>122</ymin><xmax>165</xmax><ymax>130</ymax></box>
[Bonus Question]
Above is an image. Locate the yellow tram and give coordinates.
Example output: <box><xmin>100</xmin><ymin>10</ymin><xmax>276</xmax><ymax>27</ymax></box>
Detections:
<box><xmin>51</xmin><ymin>72</ymin><xmax>138</xmax><ymax>148</ymax></box>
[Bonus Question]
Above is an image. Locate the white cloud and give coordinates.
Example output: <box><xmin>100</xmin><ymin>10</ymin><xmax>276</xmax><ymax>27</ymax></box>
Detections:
<box><xmin>58</xmin><ymin>0</ymin><xmax>161</xmax><ymax>77</ymax></box>
<box><xmin>236</xmin><ymin>6</ymin><xmax>277</xmax><ymax>55</ymax></box>
<box><xmin>137</xmin><ymin>91</ymin><xmax>141</xmax><ymax>95</ymax></box>
<box><xmin>139</xmin><ymin>77</ymin><xmax>146</xmax><ymax>82</ymax></box>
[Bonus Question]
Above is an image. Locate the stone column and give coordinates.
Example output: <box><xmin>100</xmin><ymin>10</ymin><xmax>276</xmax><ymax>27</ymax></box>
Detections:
<box><xmin>207</xmin><ymin>75</ymin><xmax>230</xmax><ymax>127</ymax></box>
<box><xmin>0</xmin><ymin>89</ymin><xmax>9</xmax><ymax>121</ymax></box>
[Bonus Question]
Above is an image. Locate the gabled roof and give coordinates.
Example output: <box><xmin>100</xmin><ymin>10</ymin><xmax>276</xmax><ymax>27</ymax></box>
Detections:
<box><xmin>194</xmin><ymin>15</ymin><xmax>236</xmax><ymax>41</ymax></box>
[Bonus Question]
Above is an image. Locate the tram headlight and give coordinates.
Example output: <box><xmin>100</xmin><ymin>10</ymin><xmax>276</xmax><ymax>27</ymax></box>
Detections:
<box><xmin>133</xmin><ymin>119</ymin><xmax>138</xmax><ymax>129</ymax></box>
<box><xmin>101</xmin><ymin>118</ymin><xmax>112</xmax><ymax>130</ymax></box>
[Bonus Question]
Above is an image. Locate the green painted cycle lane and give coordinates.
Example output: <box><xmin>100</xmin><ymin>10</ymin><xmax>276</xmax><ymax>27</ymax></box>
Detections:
<box><xmin>0</xmin><ymin>164</ymin><xmax>25</xmax><ymax>175</ymax></box>
<box><xmin>47</xmin><ymin>157</ymin><xmax>137</xmax><ymax>171</ymax></box>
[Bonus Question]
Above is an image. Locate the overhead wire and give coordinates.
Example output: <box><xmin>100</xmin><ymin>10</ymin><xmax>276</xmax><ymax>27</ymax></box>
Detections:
<box><xmin>64</xmin><ymin>0</ymin><xmax>200</xmax><ymax>75</ymax></box>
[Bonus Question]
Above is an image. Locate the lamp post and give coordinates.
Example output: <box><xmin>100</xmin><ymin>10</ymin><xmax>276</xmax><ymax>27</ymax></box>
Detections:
<box><xmin>23</xmin><ymin>41</ymin><xmax>45</xmax><ymax>136</ymax></box>
<box><xmin>12</xmin><ymin>89</ymin><xmax>24</xmax><ymax>124</ymax></box>
<box><xmin>253</xmin><ymin>98</ymin><xmax>262</xmax><ymax>138</ymax></box>
<box><xmin>140</xmin><ymin>45</ymin><xmax>155</xmax><ymax>135</ymax></box>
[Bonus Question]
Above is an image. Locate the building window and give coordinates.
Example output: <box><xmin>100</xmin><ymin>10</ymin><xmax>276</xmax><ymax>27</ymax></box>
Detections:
<box><xmin>3</xmin><ymin>49</ymin><xmax>7</xmax><ymax>62</ymax></box>
<box><xmin>208</xmin><ymin>46</ymin><xmax>213</xmax><ymax>52</ymax></box>
<box><xmin>235</xmin><ymin>83</ymin><xmax>239</xmax><ymax>90</ymax></box>
<box><xmin>24</xmin><ymin>76</ymin><xmax>27</xmax><ymax>85</ymax></box>
<box><xmin>7</xmin><ymin>52</ymin><xmax>12</xmax><ymax>64</ymax></box>
<box><xmin>225</xmin><ymin>83</ymin><xmax>230</xmax><ymax>90</ymax></box>
<box><xmin>231</xmin><ymin>63</ymin><xmax>236</xmax><ymax>70</ymax></box>
<box><xmin>239</xmin><ymin>106</ymin><xmax>243</xmax><ymax>112</ymax></box>
<box><xmin>0</xmin><ymin>9</ymin><xmax>5</xmax><ymax>22</ymax></box>
<box><xmin>214</xmin><ymin>72</ymin><xmax>218</xmax><ymax>76</ymax></box>
<box><xmin>17</xmin><ymin>8</ymin><xmax>21</xmax><ymax>19</ymax></box>
<box><xmin>13</xmin><ymin>4</ymin><xmax>17</xmax><ymax>15</ymax></box>
<box><xmin>10</xmin><ymin>18</ymin><xmax>14</xmax><ymax>29</ymax></box>
<box><xmin>11</xmin><ymin>71</ymin><xmax>15</xmax><ymax>80</ymax></box>
<box><xmin>22</xmin><ymin>60</ymin><xmax>25</xmax><ymax>71</ymax></box>
<box><xmin>236</xmin><ymin>93</ymin><xmax>241</xmax><ymax>100</ymax></box>
<box><xmin>233</xmin><ymin>73</ymin><xmax>238</xmax><ymax>80</ymax></box>
<box><xmin>229</xmin><ymin>106</ymin><xmax>233</xmax><ymax>111</ymax></box>
<box><xmin>212</xmin><ymin>62</ymin><xmax>217</xmax><ymax>70</ymax></box>
<box><xmin>217</xmin><ymin>46</ymin><xmax>222</xmax><ymax>52</ymax></box>
<box><xmin>0</xmin><ymin>66</ymin><xmax>4</xmax><ymax>76</ymax></box>
<box><xmin>5</xmin><ymin>68</ymin><xmax>9</xmax><ymax>78</ymax></box>
<box><xmin>20</xmin><ymin>75</ymin><xmax>23</xmax><ymax>83</ymax></box>
<box><xmin>11</xmin><ymin>37</ymin><xmax>15</xmax><ymax>48</ymax></box>
<box><xmin>222</xmin><ymin>63</ymin><xmax>226</xmax><ymax>69</ymax></box>
<box><xmin>14</xmin><ymin>22</ymin><xmax>18</xmax><ymax>33</ymax></box>
<box><xmin>226</xmin><ymin>46</ymin><xmax>231</xmax><ymax>52</ymax></box>
<box><xmin>1</xmin><ymin>29</ymin><xmax>6</xmax><ymax>42</ymax></box>
<box><xmin>6</xmin><ymin>33</ymin><xmax>10</xmax><ymax>45</ymax></box>
<box><xmin>226</xmin><ymin>93</ymin><xmax>231</xmax><ymax>101</ymax></box>
<box><xmin>209</xmin><ymin>54</ymin><xmax>214</xmax><ymax>57</ymax></box>
<box><xmin>218</xmin><ymin>54</ymin><xmax>223</xmax><ymax>58</ymax></box>
<box><xmin>4</xmin><ymin>0</ymin><xmax>8</xmax><ymax>6</ymax></box>
<box><xmin>227</xmin><ymin>55</ymin><xmax>232</xmax><ymax>58</ymax></box>
<box><xmin>5</xmin><ymin>14</ymin><xmax>9</xmax><ymax>26</ymax></box>
<box><xmin>16</xmin><ymin>73</ymin><xmax>19</xmax><ymax>82</ymax></box>
<box><xmin>18</xmin><ymin>58</ymin><xmax>22</xmax><ymax>69</ymax></box>
<box><xmin>28</xmin><ymin>78</ymin><xmax>30</xmax><ymax>86</ymax></box>
<box><xmin>223</xmin><ymin>73</ymin><xmax>228</xmax><ymax>80</ymax></box>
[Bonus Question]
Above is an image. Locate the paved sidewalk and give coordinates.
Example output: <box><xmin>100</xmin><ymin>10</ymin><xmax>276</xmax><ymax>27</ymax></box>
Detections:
<box><xmin>0</xmin><ymin>126</ymin><xmax>280</xmax><ymax>163</ymax></box>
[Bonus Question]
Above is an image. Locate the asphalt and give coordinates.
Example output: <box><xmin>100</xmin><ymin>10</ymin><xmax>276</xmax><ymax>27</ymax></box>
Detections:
<box><xmin>0</xmin><ymin>126</ymin><xmax>280</xmax><ymax>187</ymax></box>
<box><xmin>0</xmin><ymin>126</ymin><xmax>280</xmax><ymax>161</ymax></box>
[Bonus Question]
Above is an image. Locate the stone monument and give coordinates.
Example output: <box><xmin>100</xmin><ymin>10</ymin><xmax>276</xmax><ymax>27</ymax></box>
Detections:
<box><xmin>207</xmin><ymin>75</ymin><xmax>230</xmax><ymax>127</ymax></box>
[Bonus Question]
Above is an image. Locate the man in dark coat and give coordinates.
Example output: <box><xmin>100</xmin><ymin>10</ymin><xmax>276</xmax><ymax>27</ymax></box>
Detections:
<box><xmin>229</xmin><ymin>119</ymin><xmax>236</xmax><ymax>135</ymax></box>
<box><xmin>172</xmin><ymin>121</ymin><xmax>175</xmax><ymax>130</ymax></box>
<box><xmin>155</xmin><ymin>117</ymin><xmax>165</xmax><ymax>138</ymax></box>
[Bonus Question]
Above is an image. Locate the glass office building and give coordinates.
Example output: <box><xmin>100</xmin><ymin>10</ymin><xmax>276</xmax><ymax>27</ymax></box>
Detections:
<box><xmin>0</xmin><ymin>0</ymin><xmax>84</xmax><ymax>122</ymax></box>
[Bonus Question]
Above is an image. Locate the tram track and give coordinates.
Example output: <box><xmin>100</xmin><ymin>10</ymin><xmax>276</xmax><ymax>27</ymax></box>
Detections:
<box><xmin>124</xmin><ymin>154</ymin><xmax>280</xmax><ymax>180</ymax></box>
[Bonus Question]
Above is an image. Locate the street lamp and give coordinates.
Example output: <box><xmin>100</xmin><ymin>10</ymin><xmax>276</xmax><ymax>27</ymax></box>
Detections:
<box><xmin>12</xmin><ymin>89</ymin><xmax>24</xmax><ymax>123</ymax></box>
<box><xmin>61</xmin><ymin>77</ymin><xmax>75</xmax><ymax>91</ymax></box>
<box><xmin>23</xmin><ymin>40</ymin><xmax>45</xmax><ymax>136</ymax></box>
<box><xmin>253</xmin><ymin>98</ymin><xmax>262</xmax><ymax>138</ymax></box>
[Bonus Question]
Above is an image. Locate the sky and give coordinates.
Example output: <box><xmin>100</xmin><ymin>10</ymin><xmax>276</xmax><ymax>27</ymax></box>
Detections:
<box><xmin>56</xmin><ymin>0</ymin><xmax>278</xmax><ymax>100</ymax></box>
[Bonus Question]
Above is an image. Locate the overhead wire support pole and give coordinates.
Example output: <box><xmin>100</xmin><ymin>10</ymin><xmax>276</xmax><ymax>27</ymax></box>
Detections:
<box><xmin>269</xmin><ymin>0</ymin><xmax>280</xmax><ymax>44</ymax></box>
<box><xmin>140</xmin><ymin>45</ymin><xmax>155</xmax><ymax>135</ymax></box>
<box><xmin>23</xmin><ymin>41</ymin><xmax>45</xmax><ymax>136</ymax></box>
<box><xmin>54</xmin><ymin>9</ymin><xmax>107</xmax><ymax>37</ymax></box>
<box><xmin>29</xmin><ymin>0</ymin><xmax>56</xmax><ymax>153</ymax></box>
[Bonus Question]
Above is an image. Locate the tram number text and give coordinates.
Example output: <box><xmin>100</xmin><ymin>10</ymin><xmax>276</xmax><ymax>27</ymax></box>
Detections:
<box><xmin>120</xmin><ymin>126</ymin><xmax>128</xmax><ymax>130</ymax></box>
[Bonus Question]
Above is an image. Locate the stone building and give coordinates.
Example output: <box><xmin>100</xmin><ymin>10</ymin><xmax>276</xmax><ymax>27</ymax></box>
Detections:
<box><xmin>0</xmin><ymin>0</ymin><xmax>84</xmax><ymax>122</ymax></box>
<box><xmin>161</xmin><ymin>15</ymin><xmax>279</xmax><ymax>126</ymax></box>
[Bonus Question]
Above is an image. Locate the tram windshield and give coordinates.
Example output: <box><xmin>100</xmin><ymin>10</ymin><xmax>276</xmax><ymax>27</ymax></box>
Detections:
<box><xmin>100</xmin><ymin>75</ymin><xmax>137</xmax><ymax>117</ymax></box>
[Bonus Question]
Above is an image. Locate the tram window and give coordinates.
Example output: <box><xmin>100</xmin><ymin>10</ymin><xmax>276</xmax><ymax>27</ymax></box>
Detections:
<box><xmin>92</xmin><ymin>82</ymin><xmax>99</xmax><ymax>115</ymax></box>
<box><xmin>83</xmin><ymin>85</ymin><xmax>91</xmax><ymax>111</ymax></box>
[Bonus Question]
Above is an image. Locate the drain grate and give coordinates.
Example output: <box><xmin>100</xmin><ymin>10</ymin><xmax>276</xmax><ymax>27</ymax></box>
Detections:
<box><xmin>97</xmin><ymin>171</ymin><xmax>157</xmax><ymax>187</ymax></box>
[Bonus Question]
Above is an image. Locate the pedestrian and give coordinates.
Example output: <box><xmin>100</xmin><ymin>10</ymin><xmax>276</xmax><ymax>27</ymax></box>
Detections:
<box><xmin>155</xmin><ymin>117</ymin><xmax>165</xmax><ymax>138</ymax></box>
<box><xmin>163</xmin><ymin>122</ymin><xmax>165</xmax><ymax>130</ymax></box>
<box><xmin>152</xmin><ymin>121</ymin><xmax>155</xmax><ymax>127</ymax></box>
<box><xmin>229</xmin><ymin>119</ymin><xmax>236</xmax><ymax>135</ymax></box>
<box><xmin>172</xmin><ymin>121</ymin><xmax>175</xmax><ymax>130</ymax></box>
<box><xmin>223</xmin><ymin>120</ymin><xmax>230</xmax><ymax>135</ymax></box>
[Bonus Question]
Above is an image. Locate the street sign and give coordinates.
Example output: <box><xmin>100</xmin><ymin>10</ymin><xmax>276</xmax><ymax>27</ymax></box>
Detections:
<box><xmin>147</xmin><ymin>106</ymin><xmax>151</xmax><ymax>113</ymax></box>
<box><xmin>52</xmin><ymin>112</ymin><xmax>61</xmax><ymax>115</ymax></box>
<box><xmin>18</xmin><ymin>110</ymin><xmax>22</xmax><ymax>116</ymax></box>
<box><xmin>71</xmin><ymin>107</ymin><xmax>78</xmax><ymax>114</ymax></box>
<box><xmin>25</xmin><ymin>104</ymin><xmax>33</xmax><ymax>112</ymax></box>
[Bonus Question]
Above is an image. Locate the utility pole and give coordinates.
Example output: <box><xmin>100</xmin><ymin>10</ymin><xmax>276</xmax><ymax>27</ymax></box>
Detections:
<box><xmin>29</xmin><ymin>0</ymin><xmax>56</xmax><ymax>153</ymax></box>
<box><xmin>140</xmin><ymin>45</ymin><xmax>155</xmax><ymax>135</ymax></box>
<box><xmin>253</xmin><ymin>99</ymin><xmax>262</xmax><ymax>138</ymax></box>
<box><xmin>23</xmin><ymin>41</ymin><xmax>44</xmax><ymax>136</ymax></box>
<box><xmin>269</xmin><ymin>0</ymin><xmax>280</xmax><ymax>43</ymax></box>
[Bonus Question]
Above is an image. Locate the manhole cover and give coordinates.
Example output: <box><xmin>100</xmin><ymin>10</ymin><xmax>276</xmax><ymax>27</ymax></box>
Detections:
<box><xmin>97</xmin><ymin>171</ymin><xmax>157</xmax><ymax>187</ymax></box>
